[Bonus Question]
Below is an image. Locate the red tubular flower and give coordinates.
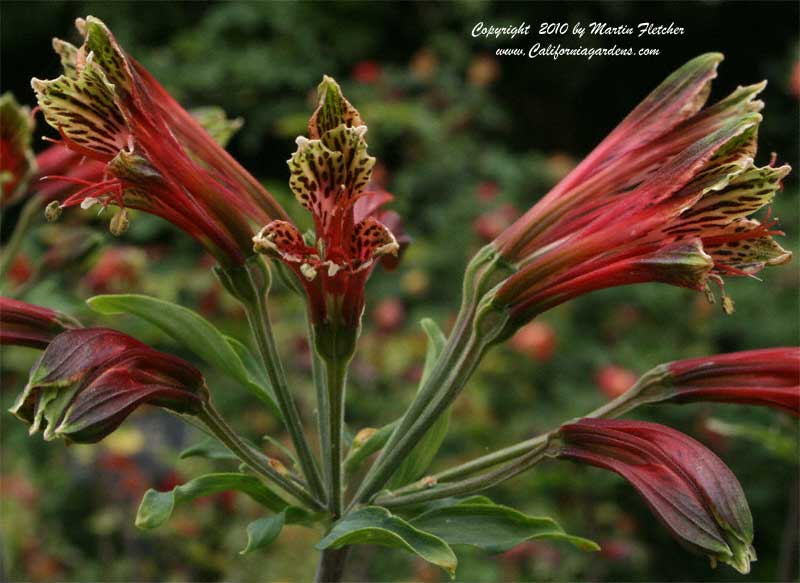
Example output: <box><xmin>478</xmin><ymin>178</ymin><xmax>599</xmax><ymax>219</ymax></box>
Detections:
<box><xmin>488</xmin><ymin>54</ymin><xmax>791</xmax><ymax>331</ymax></box>
<box><xmin>253</xmin><ymin>77</ymin><xmax>403</xmax><ymax>352</ymax></box>
<box><xmin>31</xmin><ymin>16</ymin><xmax>288</xmax><ymax>266</ymax></box>
<box><xmin>0</xmin><ymin>297</ymin><xmax>79</xmax><ymax>348</ymax></box>
<box><xmin>0</xmin><ymin>93</ymin><xmax>36</xmax><ymax>206</ymax></box>
<box><xmin>9</xmin><ymin>327</ymin><xmax>206</xmax><ymax>443</ymax></box>
<box><xmin>664</xmin><ymin>348</ymin><xmax>800</xmax><ymax>415</ymax></box>
<box><xmin>557</xmin><ymin>418</ymin><xmax>755</xmax><ymax>574</ymax></box>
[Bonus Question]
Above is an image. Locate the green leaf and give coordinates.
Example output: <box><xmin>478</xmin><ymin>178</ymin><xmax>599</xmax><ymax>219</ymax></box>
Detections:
<box><xmin>179</xmin><ymin>438</ymin><xmax>239</xmax><ymax>461</ymax></box>
<box><xmin>87</xmin><ymin>294</ymin><xmax>280</xmax><ymax>417</ymax></box>
<box><xmin>240</xmin><ymin>512</ymin><xmax>285</xmax><ymax>554</ymax></box>
<box><xmin>316</xmin><ymin>506</ymin><xmax>457</xmax><ymax>578</ymax></box>
<box><xmin>387</xmin><ymin>319</ymin><xmax>450</xmax><ymax>489</ymax></box>
<box><xmin>419</xmin><ymin>318</ymin><xmax>447</xmax><ymax>386</ymax></box>
<box><xmin>411</xmin><ymin>501</ymin><xmax>599</xmax><ymax>554</ymax></box>
<box><xmin>135</xmin><ymin>473</ymin><xmax>287</xmax><ymax>529</ymax></box>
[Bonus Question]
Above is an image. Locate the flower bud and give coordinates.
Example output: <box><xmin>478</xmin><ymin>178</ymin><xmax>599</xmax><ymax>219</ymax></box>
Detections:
<box><xmin>44</xmin><ymin>200</ymin><xmax>63</xmax><ymax>222</ymax></box>
<box><xmin>0</xmin><ymin>297</ymin><xmax>79</xmax><ymax>349</ymax></box>
<box><xmin>9</xmin><ymin>328</ymin><xmax>206</xmax><ymax>443</ymax></box>
<box><xmin>663</xmin><ymin>348</ymin><xmax>799</xmax><ymax>415</ymax></box>
<box><xmin>557</xmin><ymin>418</ymin><xmax>755</xmax><ymax>573</ymax></box>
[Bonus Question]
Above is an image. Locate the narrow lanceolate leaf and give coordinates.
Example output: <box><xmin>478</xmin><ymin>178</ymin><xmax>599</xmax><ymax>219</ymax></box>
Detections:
<box><xmin>411</xmin><ymin>500</ymin><xmax>599</xmax><ymax>554</ymax></box>
<box><xmin>387</xmin><ymin>319</ymin><xmax>450</xmax><ymax>489</ymax></box>
<box><xmin>135</xmin><ymin>473</ymin><xmax>288</xmax><ymax>529</ymax></box>
<box><xmin>316</xmin><ymin>506</ymin><xmax>458</xmax><ymax>579</ymax></box>
<box><xmin>179</xmin><ymin>437</ymin><xmax>239</xmax><ymax>461</ymax></box>
<box><xmin>240</xmin><ymin>512</ymin><xmax>286</xmax><ymax>555</ymax></box>
<box><xmin>87</xmin><ymin>294</ymin><xmax>280</xmax><ymax>417</ymax></box>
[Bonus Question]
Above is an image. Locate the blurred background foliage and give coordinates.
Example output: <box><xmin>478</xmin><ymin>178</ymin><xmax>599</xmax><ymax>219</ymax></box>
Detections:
<box><xmin>1</xmin><ymin>1</ymin><xmax>798</xmax><ymax>581</ymax></box>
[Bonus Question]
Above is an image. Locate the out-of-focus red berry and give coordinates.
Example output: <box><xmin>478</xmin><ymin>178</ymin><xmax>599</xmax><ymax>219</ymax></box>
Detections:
<box><xmin>595</xmin><ymin>365</ymin><xmax>637</xmax><ymax>399</ymax></box>
<box><xmin>476</xmin><ymin>181</ymin><xmax>499</xmax><ymax>204</ymax></box>
<box><xmin>8</xmin><ymin>253</ymin><xmax>32</xmax><ymax>285</ymax></box>
<box><xmin>373</xmin><ymin>298</ymin><xmax>405</xmax><ymax>333</ymax></box>
<box><xmin>473</xmin><ymin>203</ymin><xmax>518</xmax><ymax>241</ymax></box>
<box><xmin>352</xmin><ymin>60</ymin><xmax>381</xmax><ymax>84</ymax></box>
<box><xmin>510</xmin><ymin>321</ymin><xmax>557</xmax><ymax>361</ymax></box>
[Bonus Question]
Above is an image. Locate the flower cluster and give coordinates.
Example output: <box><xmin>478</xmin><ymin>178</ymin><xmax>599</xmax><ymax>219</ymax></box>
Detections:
<box><xmin>31</xmin><ymin>16</ymin><xmax>288</xmax><ymax>266</ymax></box>
<box><xmin>489</xmin><ymin>54</ymin><xmax>791</xmax><ymax>330</ymax></box>
<box><xmin>253</xmin><ymin>77</ymin><xmax>405</xmax><ymax>349</ymax></box>
<box><xmin>557</xmin><ymin>418</ymin><xmax>755</xmax><ymax>573</ymax></box>
<box><xmin>9</xmin><ymin>327</ymin><xmax>206</xmax><ymax>443</ymax></box>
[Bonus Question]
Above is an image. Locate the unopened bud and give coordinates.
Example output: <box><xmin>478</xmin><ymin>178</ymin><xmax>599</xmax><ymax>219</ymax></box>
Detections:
<box><xmin>268</xmin><ymin>458</ymin><xmax>289</xmax><ymax>476</ymax></box>
<box><xmin>353</xmin><ymin>427</ymin><xmax>378</xmax><ymax>448</ymax></box>
<box><xmin>109</xmin><ymin>209</ymin><xmax>130</xmax><ymax>236</ymax></box>
<box><xmin>44</xmin><ymin>201</ymin><xmax>62</xmax><ymax>222</ymax></box>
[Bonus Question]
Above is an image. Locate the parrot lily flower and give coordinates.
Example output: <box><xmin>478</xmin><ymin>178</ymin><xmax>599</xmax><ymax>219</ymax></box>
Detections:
<box><xmin>0</xmin><ymin>296</ymin><xmax>80</xmax><ymax>348</ymax></box>
<box><xmin>663</xmin><ymin>348</ymin><xmax>800</xmax><ymax>415</ymax></box>
<box><xmin>253</xmin><ymin>77</ymin><xmax>401</xmax><ymax>355</ymax></box>
<box><xmin>557</xmin><ymin>418</ymin><xmax>755</xmax><ymax>574</ymax></box>
<box><xmin>0</xmin><ymin>93</ymin><xmax>37</xmax><ymax>206</ymax></box>
<box><xmin>31</xmin><ymin>16</ymin><xmax>288</xmax><ymax>266</ymax></box>
<box><xmin>9</xmin><ymin>327</ymin><xmax>206</xmax><ymax>443</ymax></box>
<box><xmin>486</xmin><ymin>54</ymin><xmax>791</xmax><ymax>335</ymax></box>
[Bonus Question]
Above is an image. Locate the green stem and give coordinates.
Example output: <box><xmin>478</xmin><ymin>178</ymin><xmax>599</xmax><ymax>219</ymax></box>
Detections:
<box><xmin>308</xmin><ymin>314</ymin><xmax>330</xmax><ymax>487</ymax></box>
<box><xmin>242</xmin><ymin>292</ymin><xmax>327</xmax><ymax>504</ymax></box>
<box><xmin>351</xmin><ymin>245</ymin><xmax>511</xmax><ymax>509</ymax></box>
<box><xmin>0</xmin><ymin>195</ymin><xmax>42</xmax><ymax>292</ymax></box>
<box><xmin>382</xmin><ymin>365</ymin><xmax>673</xmax><ymax>500</ymax></box>
<box><xmin>323</xmin><ymin>353</ymin><xmax>348</xmax><ymax>518</ymax></box>
<box><xmin>315</xmin><ymin>547</ymin><xmax>350</xmax><ymax>583</ymax></box>
<box><xmin>374</xmin><ymin>443</ymin><xmax>550</xmax><ymax>508</ymax></box>
<box><xmin>199</xmin><ymin>401</ymin><xmax>324</xmax><ymax>511</ymax></box>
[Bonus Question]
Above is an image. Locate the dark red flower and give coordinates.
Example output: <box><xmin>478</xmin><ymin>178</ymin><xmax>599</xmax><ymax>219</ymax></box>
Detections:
<box><xmin>0</xmin><ymin>93</ymin><xmax>36</xmax><ymax>206</ymax></box>
<box><xmin>557</xmin><ymin>418</ymin><xmax>755</xmax><ymax>573</ymax></box>
<box><xmin>0</xmin><ymin>297</ymin><xmax>79</xmax><ymax>349</ymax></box>
<box><xmin>9</xmin><ymin>327</ymin><xmax>206</xmax><ymax>443</ymax></box>
<box><xmin>253</xmin><ymin>77</ymin><xmax>403</xmax><ymax>346</ymax></box>
<box><xmin>31</xmin><ymin>16</ymin><xmax>288</xmax><ymax>266</ymax></box>
<box><xmin>664</xmin><ymin>348</ymin><xmax>799</xmax><ymax>415</ymax></box>
<box><xmin>490</xmin><ymin>54</ymin><xmax>791</xmax><ymax>330</ymax></box>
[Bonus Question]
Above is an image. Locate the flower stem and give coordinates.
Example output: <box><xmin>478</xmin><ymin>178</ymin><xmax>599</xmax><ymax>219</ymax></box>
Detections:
<box><xmin>242</xmin><ymin>293</ymin><xmax>327</xmax><ymax>504</ymax></box>
<box><xmin>351</xmin><ymin>245</ymin><xmax>512</xmax><ymax>509</ymax></box>
<box><xmin>0</xmin><ymin>195</ymin><xmax>42</xmax><ymax>292</ymax></box>
<box><xmin>374</xmin><ymin>443</ymin><xmax>550</xmax><ymax>508</ymax></box>
<box><xmin>315</xmin><ymin>547</ymin><xmax>350</xmax><ymax>583</ymax></box>
<box><xmin>217</xmin><ymin>259</ymin><xmax>326</xmax><ymax>504</ymax></box>
<box><xmin>307</xmin><ymin>314</ymin><xmax>331</xmax><ymax>486</ymax></box>
<box><xmin>377</xmin><ymin>365</ymin><xmax>674</xmax><ymax>503</ymax></box>
<box><xmin>323</xmin><ymin>353</ymin><xmax>349</xmax><ymax>518</ymax></box>
<box><xmin>199</xmin><ymin>400</ymin><xmax>324</xmax><ymax>511</ymax></box>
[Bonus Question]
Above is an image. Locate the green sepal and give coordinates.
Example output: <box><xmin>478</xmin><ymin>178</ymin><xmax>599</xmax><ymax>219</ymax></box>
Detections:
<box><xmin>135</xmin><ymin>472</ymin><xmax>288</xmax><ymax>529</ymax></box>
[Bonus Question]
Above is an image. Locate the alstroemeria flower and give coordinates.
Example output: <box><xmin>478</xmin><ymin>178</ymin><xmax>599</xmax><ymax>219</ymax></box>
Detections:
<box><xmin>663</xmin><ymin>348</ymin><xmax>800</xmax><ymax>415</ymax></box>
<box><xmin>0</xmin><ymin>297</ymin><xmax>80</xmax><ymax>348</ymax></box>
<box><xmin>9</xmin><ymin>327</ymin><xmax>206</xmax><ymax>443</ymax></box>
<box><xmin>31</xmin><ymin>16</ymin><xmax>288</xmax><ymax>266</ymax></box>
<box><xmin>0</xmin><ymin>93</ymin><xmax>36</xmax><ymax>206</ymax></box>
<box><xmin>557</xmin><ymin>418</ymin><xmax>755</xmax><ymax>574</ymax></box>
<box><xmin>253</xmin><ymin>77</ymin><xmax>401</xmax><ymax>338</ymax></box>
<box><xmin>489</xmin><ymin>54</ymin><xmax>791</xmax><ymax>330</ymax></box>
